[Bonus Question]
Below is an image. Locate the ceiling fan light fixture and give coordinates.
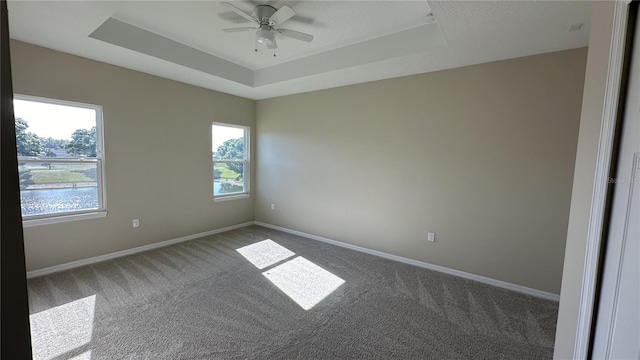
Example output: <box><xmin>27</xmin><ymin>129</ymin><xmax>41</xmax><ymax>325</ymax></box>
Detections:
<box><xmin>256</xmin><ymin>25</ymin><xmax>274</xmax><ymax>47</ymax></box>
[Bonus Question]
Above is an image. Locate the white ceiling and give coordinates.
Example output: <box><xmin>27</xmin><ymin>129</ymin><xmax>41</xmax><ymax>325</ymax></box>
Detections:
<box><xmin>7</xmin><ymin>1</ymin><xmax>591</xmax><ymax>100</ymax></box>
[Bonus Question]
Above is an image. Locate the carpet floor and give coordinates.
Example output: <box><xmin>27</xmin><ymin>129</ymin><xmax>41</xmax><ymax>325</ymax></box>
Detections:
<box><xmin>27</xmin><ymin>225</ymin><xmax>558</xmax><ymax>359</ymax></box>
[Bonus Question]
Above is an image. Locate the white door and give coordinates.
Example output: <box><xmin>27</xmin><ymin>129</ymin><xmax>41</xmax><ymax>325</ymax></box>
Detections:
<box><xmin>591</xmin><ymin>4</ymin><xmax>640</xmax><ymax>359</ymax></box>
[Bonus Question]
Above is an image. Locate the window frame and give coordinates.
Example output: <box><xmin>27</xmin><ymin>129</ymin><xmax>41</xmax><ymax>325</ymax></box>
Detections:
<box><xmin>212</xmin><ymin>122</ymin><xmax>250</xmax><ymax>202</ymax></box>
<box><xmin>15</xmin><ymin>94</ymin><xmax>107</xmax><ymax>226</ymax></box>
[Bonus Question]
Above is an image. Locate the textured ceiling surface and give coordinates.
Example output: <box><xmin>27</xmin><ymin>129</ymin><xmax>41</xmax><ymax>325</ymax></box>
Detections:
<box><xmin>8</xmin><ymin>1</ymin><xmax>591</xmax><ymax>100</ymax></box>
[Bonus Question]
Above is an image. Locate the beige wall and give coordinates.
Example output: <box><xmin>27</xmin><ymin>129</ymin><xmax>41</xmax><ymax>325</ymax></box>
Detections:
<box><xmin>12</xmin><ymin>37</ymin><xmax>591</xmax><ymax>299</ymax></box>
<box><xmin>10</xmin><ymin>40</ymin><xmax>256</xmax><ymax>271</ymax></box>
<box><xmin>554</xmin><ymin>2</ymin><xmax>616</xmax><ymax>359</ymax></box>
<box><xmin>256</xmin><ymin>48</ymin><xmax>587</xmax><ymax>294</ymax></box>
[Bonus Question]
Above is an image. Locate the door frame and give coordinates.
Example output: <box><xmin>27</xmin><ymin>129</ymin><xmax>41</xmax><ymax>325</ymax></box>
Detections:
<box><xmin>573</xmin><ymin>1</ymin><xmax>634</xmax><ymax>358</ymax></box>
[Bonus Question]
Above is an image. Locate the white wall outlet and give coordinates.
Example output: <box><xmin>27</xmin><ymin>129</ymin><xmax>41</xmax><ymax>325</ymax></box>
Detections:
<box><xmin>427</xmin><ymin>232</ymin><xmax>435</xmax><ymax>242</ymax></box>
<box><xmin>132</xmin><ymin>219</ymin><xmax>140</xmax><ymax>228</ymax></box>
<box><xmin>271</xmin><ymin>203</ymin><xmax>275</xmax><ymax>211</ymax></box>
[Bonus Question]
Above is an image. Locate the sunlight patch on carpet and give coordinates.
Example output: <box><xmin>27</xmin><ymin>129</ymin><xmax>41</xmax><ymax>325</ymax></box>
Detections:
<box><xmin>263</xmin><ymin>256</ymin><xmax>345</xmax><ymax>310</ymax></box>
<box><xmin>236</xmin><ymin>239</ymin><xmax>295</xmax><ymax>269</ymax></box>
<box><xmin>30</xmin><ymin>295</ymin><xmax>96</xmax><ymax>360</ymax></box>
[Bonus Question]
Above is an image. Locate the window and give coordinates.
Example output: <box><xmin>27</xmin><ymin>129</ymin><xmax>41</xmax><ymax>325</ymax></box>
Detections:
<box><xmin>212</xmin><ymin>123</ymin><xmax>249</xmax><ymax>200</ymax></box>
<box><xmin>14</xmin><ymin>95</ymin><xmax>106</xmax><ymax>225</ymax></box>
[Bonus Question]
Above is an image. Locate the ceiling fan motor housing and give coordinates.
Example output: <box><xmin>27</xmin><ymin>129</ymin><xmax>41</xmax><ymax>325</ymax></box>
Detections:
<box><xmin>255</xmin><ymin>5</ymin><xmax>277</xmax><ymax>26</ymax></box>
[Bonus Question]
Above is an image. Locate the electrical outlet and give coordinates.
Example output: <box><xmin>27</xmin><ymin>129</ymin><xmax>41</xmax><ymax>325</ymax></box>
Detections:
<box><xmin>427</xmin><ymin>232</ymin><xmax>435</xmax><ymax>242</ymax></box>
<box><xmin>271</xmin><ymin>203</ymin><xmax>275</xmax><ymax>210</ymax></box>
<box><xmin>132</xmin><ymin>219</ymin><xmax>140</xmax><ymax>228</ymax></box>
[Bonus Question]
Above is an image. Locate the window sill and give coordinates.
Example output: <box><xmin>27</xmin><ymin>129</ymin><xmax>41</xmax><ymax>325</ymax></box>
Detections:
<box><xmin>23</xmin><ymin>210</ymin><xmax>108</xmax><ymax>227</ymax></box>
<box><xmin>214</xmin><ymin>193</ymin><xmax>250</xmax><ymax>202</ymax></box>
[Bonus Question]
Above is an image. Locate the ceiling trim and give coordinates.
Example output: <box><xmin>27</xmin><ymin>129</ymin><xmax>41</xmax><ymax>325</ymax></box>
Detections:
<box><xmin>89</xmin><ymin>17</ymin><xmax>446</xmax><ymax>89</ymax></box>
<box><xmin>89</xmin><ymin>17</ymin><xmax>254</xmax><ymax>86</ymax></box>
<box><xmin>254</xmin><ymin>23</ymin><xmax>446</xmax><ymax>86</ymax></box>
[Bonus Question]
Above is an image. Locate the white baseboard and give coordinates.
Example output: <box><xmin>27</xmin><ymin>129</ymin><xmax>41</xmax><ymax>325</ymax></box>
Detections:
<box><xmin>26</xmin><ymin>221</ymin><xmax>255</xmax><ymax>278</ymax></box>
<box><xmin>27</xmin><ymin>220</ymin><xmax>561</xmax><ymax>302</ymax></box>
<box><xmin>254</xmin><ymin>221</ymin><xmax>560</xmax><ymax>302</ymax></box>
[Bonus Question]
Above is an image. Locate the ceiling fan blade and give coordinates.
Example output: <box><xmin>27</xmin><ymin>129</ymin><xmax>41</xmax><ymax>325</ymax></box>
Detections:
<box><xmin>222</xmin><ymin>27</ymin><xmax>257</xmax><ymax>32</ymax></box>
<box><xmin>277</xmin><ymin>28</ymin><xmax>313</xmax><ymax>42</ymax></box>
<box><xmin>267</xmin><ymin>35</ymin><xmax>277</xmax><ymax>50</ymax></box>
<box><xmin>221</xmin><ymin>2</ymin><xmax>257</xmax><ymax>23</ymax></box>
<box><xmin>269</xmin><ymin>5</ymin><xmax>295</xmax><ymax>25</ymax></box>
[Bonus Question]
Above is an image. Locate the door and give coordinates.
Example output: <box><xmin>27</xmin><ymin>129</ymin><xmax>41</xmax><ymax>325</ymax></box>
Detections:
<box><xmin>591</xmin><ymin>4</ymin><xmax>640</xmax><ymax>359</ymax></box>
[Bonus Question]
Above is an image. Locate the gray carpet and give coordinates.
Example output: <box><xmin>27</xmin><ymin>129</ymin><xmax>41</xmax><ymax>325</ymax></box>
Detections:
<box><xmin>27</xmin><ymin>225</ymin><xmax>558</xmax><ymax>359</ymax></box>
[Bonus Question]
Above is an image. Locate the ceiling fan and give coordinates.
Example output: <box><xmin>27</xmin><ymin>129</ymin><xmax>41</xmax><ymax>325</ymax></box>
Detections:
<box><xmin>221</xmin><ymin>2</ymin><xmax>314</xmax><ymax>54</ymax></box>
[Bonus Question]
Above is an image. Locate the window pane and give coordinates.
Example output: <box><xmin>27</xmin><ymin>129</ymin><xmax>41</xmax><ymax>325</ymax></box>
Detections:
<box><xmin>14</xmin><ymin>99</ymin><xmax>97</xmax><ymax>158</ymax></box>
<box><xmin>19</xmin><ymin>162</ymin><xmax>99</xmax><ymax>216</ymax></box>
<box><xmin>212</xmin><ymin>125</ymin><xmax>245</xmax><ymax>161</ymax></box>
<box><xmin>214</xmin><ymin>162</ymin><xmax>245</xmax><ymax>195</ymax></box>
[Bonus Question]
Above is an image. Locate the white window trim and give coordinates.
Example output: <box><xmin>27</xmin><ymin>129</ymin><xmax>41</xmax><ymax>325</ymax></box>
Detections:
<box><xmin>213</xmin><ymin>193</ymin><xmax>250</xmax><ymax>202</ymax></box>
<box><xmin>212</xmin><ymin>122</ymin><xmax>249</xmax><ymax>201</ymax></box>
<box><xmin>15</xmin><ymin>94</ymin><xmax>107</xmax><ymax>226</ymax></box>
<box><xmin>23</xmin><ymin>211</ymin><xmax>107</xmax><ymax>228</ymax></box>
